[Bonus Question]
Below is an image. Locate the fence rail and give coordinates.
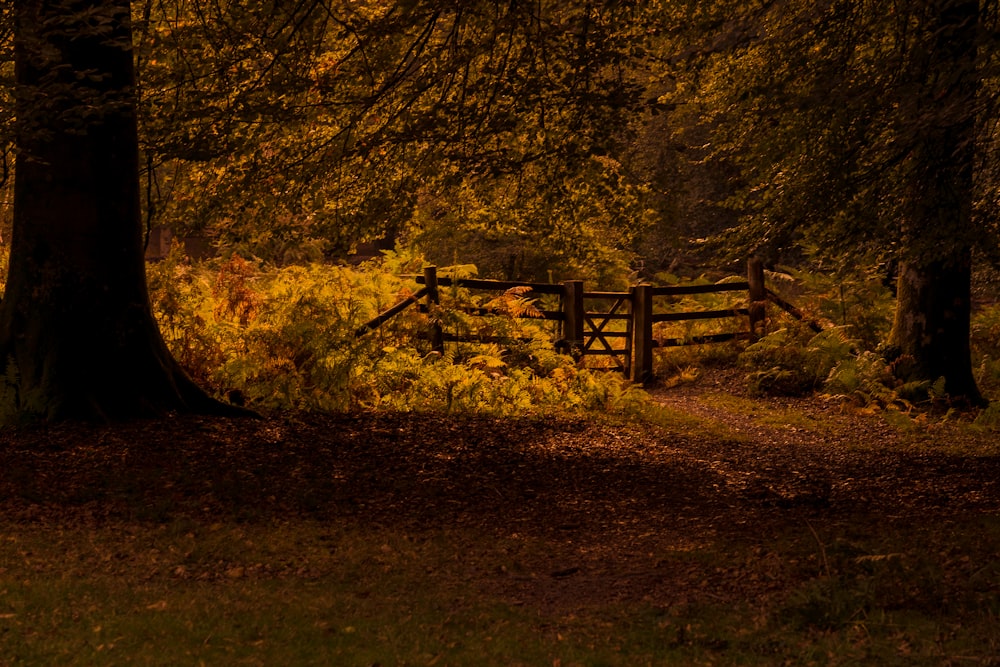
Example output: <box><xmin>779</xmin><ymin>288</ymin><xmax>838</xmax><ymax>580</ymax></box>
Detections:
<box><xmin>356</xmin><ymin>259</ymin><xmax>817</xmax><ymax>383</ymax></box>
<box><xmin>651</xmin><ymin>282</ymin><xmax>751</xmax><ymax>296</ymax></box>
<box><xmin>415</xmin><ymin>276</ymin><xmax>565</xmax><ymax>295</ymax></box>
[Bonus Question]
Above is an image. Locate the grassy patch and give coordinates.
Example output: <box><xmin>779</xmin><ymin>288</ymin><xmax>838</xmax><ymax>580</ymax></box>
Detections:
<box><xmin>633</xmin><ymin>400</ymin><xmax>748</xmax><ymax>442</ymax></box>
<box><xmin>1</xmin><ymin>516</ymin><xmax>998</xmax><ymax>665</ymax></box>
<box><xmin>698</xmin><ymin>393</ymin><xmax>834</xmax><ymax>434</ymax></box>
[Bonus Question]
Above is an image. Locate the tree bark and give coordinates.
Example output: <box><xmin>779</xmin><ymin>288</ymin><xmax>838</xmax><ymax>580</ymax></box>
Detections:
<box><xmin>0</xmin><ymin>0</ymin><xmax>248</xmax><ymax>422</ymax></box>
<box><xmin>891</xmin><ymin>253</ymin><xmax>982</xmax><ymax>405</ymax></box>
<box><xmin>888</xmin><ymin>0</ymin><xmax>984</xmax><ymax>406</ymax></box>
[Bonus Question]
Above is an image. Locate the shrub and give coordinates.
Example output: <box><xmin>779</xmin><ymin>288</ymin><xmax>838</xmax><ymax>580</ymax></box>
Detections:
<box><xmin>767</xmin><ymin>261</ymin><xmax>894</xmax><ymax>350</ymax></box>
<box><xmin>147</xmin><ymin>248</ymin><xmax>646</xmax><ymax>415</ymax></box>
<box><xmin>739</xmin><ymin>326</ymin><xmax>855</xmax><ymax>396</ymax></box>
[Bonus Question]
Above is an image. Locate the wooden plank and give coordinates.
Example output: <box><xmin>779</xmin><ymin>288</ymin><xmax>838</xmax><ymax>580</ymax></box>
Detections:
<box><xmin>355</xmin><ymin>287</ymin><xmax>429</xmax><ymax>337</ymax></box>
<box><xmin>651</xmin><ymin>308</ymin><xmax>749</xmax><ymax>323</ymax></box>
<box><xmin>583</xmin><ymin>312</ymin><xmax>631</xmax><ymax>321</ymax></box>
<box><xmin>413</xmin><ymin>276</ymin><xmax>565</xmax><ymax>294</ymax></box>
<box><xmin>584</xmin><ymin>348</ymin><xmax>630</xmax><ymax>356</ymax></box>
<box><xmin>623</xmin><ymin>294</ymin><xmax>634</xmax><ymax>377</ymax></box>
<box><xmin>583</xmin><ymin>291</ymin><xmax>630</xmax><ymax>299</ymax></box>
<box><xmin>437</xmin><ymin>333</ymin><xmax>535</xmax><ymax>344</ymax></box>
<box><xmin>653</xmin><ymin>332</ymin><xmax>753</xmax><ymax>347</ymax></box>
<box><xmin>424</xmin><ymin>266</ymin><xmax>444</xmax><ymax>354</ymax></box>
<box><xmin>748</xmin><ymin>258</ymin><xmax>766</xmax><ymax>337</ymax></box>
<box><xmin>562</xmin><ymin>280</ymin><xmax>585</xmax><ymax>357</ymax></box>
<box><xmin>651</xmin><ymin>282</ymin><xmax>750</xmax><ymax>296</ymax></box>
<box><xmin>430</xmin><ymin>332</ymin><xmax>746</xmax><ymax>352</ymax></box>
<box><xmin>416</xmin><ymin>304</ymin><xmax>563</xmax><ymax>320</ymax></box>
<box><xmin>584</xmin><ymin>331</ymin><xmax>629</xmax><ymax>339</ymax></box>
<box><xmin>766</xmin><ymin>288</ymin><xmax>823</xmax><ymax>332</ymax></box>
<box><xmin>630</xmin><ymin>284</ymin><xmax>654</xmax><ymax>384</ymax></box>
<box><xmin>451</xmin><ymin>305</ymin><xmax>556</xmax><ymax>319</ymax></box>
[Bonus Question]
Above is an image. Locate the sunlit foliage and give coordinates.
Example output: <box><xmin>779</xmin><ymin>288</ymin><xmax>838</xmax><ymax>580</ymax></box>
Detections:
<box><xmin>131</xmin><ymin>0</ymin><xmax>653</xmax><ymax>274</ymax></box>
<box><xmin>146</xmin><ymin>246</ymin><xmax>648</xmax><ymax>414</ymax></box>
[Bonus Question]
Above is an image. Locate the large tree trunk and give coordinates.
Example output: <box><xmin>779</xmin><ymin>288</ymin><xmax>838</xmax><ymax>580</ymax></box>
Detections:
<box><xmin>0</xmin><ymin>0</ymin><xmax>246</xmax><ymax>422</ymax></box>
<box><xmin>891</xmin><ymin>253</ymin><xmax>982</xmax><ymax>405</ymax></box>
<box><xmin>888</xmin><ymin>0</ymin><xmax>984</xmax><ymax>406</ymax></box>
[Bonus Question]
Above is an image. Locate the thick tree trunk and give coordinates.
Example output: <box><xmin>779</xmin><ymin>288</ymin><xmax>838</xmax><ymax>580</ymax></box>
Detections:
<box><xmin>890</xmin><ymin>253</ymin><xmax>982</xmax><ymax>405</ymax></box>
<box><xmin>888</xmin><ymin>0</ymin><xmax>984</xmax><ymax>406</ymax></box>
<box><xmin>0</xmin><ymin>0</ymin><xmax>246</xmax><ymax>422</ymax></box>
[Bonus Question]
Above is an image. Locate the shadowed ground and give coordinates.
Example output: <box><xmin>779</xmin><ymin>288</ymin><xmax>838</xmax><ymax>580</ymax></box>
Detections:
<box><xmin>1</xmin><ymin>395</ymin><xmax>998</xmax><ymax>615</ymax></box>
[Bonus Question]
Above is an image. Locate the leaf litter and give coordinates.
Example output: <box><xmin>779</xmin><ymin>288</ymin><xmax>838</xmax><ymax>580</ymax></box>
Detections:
<box><xmin>0</xmin><ymin>372</ymin><xmax>998</xmax><ymax>616</ymax></box>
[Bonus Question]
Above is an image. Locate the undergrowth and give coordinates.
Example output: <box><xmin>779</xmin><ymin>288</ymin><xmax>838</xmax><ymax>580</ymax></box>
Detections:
<box><xmin>734</xmin><ymin>262</ymin><xmax>1000</xmax><ymax>423</ymax></box>
<box><xmin>737</xmin><ymin>323</ymin><xmax>971</xmax><ymax>419</ymax></box>
<box><xmin>146</xmin><ymin>246</ymin><xmax>646</xmax><ymax>415</ymax></box>
<box><xmin>0</xmin><ymin>239</ymin><xmax>994</xmax><ymax>420</ymax></box>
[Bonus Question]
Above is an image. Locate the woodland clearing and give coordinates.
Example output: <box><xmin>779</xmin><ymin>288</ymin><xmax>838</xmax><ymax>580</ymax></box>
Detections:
<box><xmin>0</xmin><ymin>369</ymin><xmax>998</xmax><ymax>665</ymax></box>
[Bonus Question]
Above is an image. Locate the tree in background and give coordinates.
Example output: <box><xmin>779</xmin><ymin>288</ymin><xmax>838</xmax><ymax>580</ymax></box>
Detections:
<box><xmin>669</xmin><ymin>0</ymin><xmax>997</xmax><ymax>404</ymax></box>
<box><xmin>0</xmin><ymin>0</ymin><xmax>244</xmax><ymax>421</ymax></box>
<box><xmin>132</xmin><ymin>1</ymin><xmax>653</xmax><ymax>281</ymax></box>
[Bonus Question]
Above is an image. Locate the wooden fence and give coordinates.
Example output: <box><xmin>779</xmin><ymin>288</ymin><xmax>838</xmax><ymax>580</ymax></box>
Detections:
<box><xmin>355</xmin><ymin>258</ymin><xmax>817</xmax><ymax>383</ymax></box>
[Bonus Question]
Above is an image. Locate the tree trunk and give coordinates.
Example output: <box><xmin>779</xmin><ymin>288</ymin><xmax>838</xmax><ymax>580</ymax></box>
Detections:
<box><xmin>0</xmin><ymin>0</ymin><xmax>246</xmax><ymax>422</ymax></box>
<box><xmin>888</xmin><ymin>0</ymin><xmax>984</xmax><ymax>406</ymax></box>
<box><xmin>890</xmin><ymin>253</ymin><xmax>982</xmax><ymax>405</ymax></box>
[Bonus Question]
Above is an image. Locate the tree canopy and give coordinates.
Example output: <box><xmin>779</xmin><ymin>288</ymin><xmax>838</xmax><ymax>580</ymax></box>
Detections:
<box><xmin>668</xmin><ymin>0</ymin><xmax>1000</xmax><ymax>266</ymax></box>
<box><xmin>641</xmin><ymin>0</ymin><xmax>998</xmax><ymax>402</ymax></box>
<box><xmin>126</xmin><ymin>0</ymin><xmax>654</xmax><ymax>278</ymax></box>
<box><xmin>0</xmin><ymin>0</ymin><xmax>998</xmax><ymax>420</ymax></box>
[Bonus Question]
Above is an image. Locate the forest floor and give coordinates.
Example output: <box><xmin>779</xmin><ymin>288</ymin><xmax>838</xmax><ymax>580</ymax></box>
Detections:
<box><xmin>0</xmin><ymin>368</ymin><xmax>999</xmax><ymax>664</ymax></box>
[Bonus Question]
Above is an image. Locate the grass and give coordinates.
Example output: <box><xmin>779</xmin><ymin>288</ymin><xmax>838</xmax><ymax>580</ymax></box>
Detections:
<box><xmin>639</xmin><ymin>388</ymin><xmax>833</xmax><ymax>442</ymax></box>
<box><xmin>1</xmin><ymin>516</ymin><xmax>998</xmax><ymax>665</ymax></box>
<box><xmin>631</xmin><ymin>400</ymin><xmax>748</xmax><ymax>443</ymax></box>
<box><xmin>678</xmin><ymin>390</ymin><xmax>1000</xmax><ymax>457</ymax></box>
<box><xmin>698</xmin><ymin>393</ymin><xmax>832</xmax><ymax>430</ymax></box>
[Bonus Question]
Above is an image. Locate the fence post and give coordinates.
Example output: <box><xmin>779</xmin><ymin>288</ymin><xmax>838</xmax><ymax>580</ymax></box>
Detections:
<box><xmin>561</xmin><ymin>280</ymin><xmax>585</xmax><ymax>359</ymax></box>
<box><xmin>630</xmin><ymin>284</ymin><xmax>654</xmax><ymax>384</ymax></box>
<box><xmin>424</xmin><ymin>265</ymin><xmax>444</xmax><ymax>354</ymax></box>
<box><xmin>747</xmin><ymin>257</ymin><xmax>767</xmax><ymax>338</ymax></box>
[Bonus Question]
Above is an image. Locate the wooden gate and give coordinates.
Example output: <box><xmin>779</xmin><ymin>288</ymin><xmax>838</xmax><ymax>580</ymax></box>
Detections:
<box><xmin>355</xmin><ymin>259</ymin><xmax>819</xmax><ymax>384</ymax></box>
<box><xmin>582</xmin><ymin>291</ymin><xmax>632</xmax><ymax>374</ymax></box>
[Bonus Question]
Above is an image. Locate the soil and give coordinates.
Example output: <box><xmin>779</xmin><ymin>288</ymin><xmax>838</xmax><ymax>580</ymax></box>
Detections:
<box><xmin>1</xmin><ymin>368</ymin><xmax>998</xmax><ymax>611</ymax></box>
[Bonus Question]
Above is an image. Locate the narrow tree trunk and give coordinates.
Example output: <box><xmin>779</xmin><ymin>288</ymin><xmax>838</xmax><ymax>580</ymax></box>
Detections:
<box><xmin>0</xmin><ymin>0</ymin><xmax>246</xmax><ymax>422</ymax></box>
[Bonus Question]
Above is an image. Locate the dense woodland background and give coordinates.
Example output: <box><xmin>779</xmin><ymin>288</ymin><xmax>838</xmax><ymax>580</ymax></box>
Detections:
<box><xmin>2</xmin><ymin>0</ymin><xmax>1000</xmax><ymax>418</ymax></box>
<box><xmin>0</xmin><ymin>2</ymin><xmax>997</xmax><ymax>274</ymax></box>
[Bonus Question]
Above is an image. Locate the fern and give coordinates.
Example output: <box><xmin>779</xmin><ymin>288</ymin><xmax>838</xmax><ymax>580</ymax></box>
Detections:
<box><xmin>483</xmin><ymin>287</ymin><xmax>544</xmax><ymax>319</ymax></box>
<box><xmin>149</xmin><ymin>253</ymin><xmax>645</xmax><ymax>416</ymax></box>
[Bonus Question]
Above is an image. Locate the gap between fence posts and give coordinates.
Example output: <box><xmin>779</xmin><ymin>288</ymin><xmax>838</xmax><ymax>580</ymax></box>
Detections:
<box><xmin>423</xmin><ymin>266</ymin><xmax>444</xmax><ymax>354</ymax></box>
<box><xmin>561</xmin><ymin>280</ymin><xmax>585</xmax><ymax>359</ymax></box>
<box><xmin>630</xmin><ymin>284</ymin><xmax>654</xmax><ymax>384</ymax></box>
<box><xmin>747</xmin><ymin>257</ymin><xmax>767</xmax><ymax>338</ymax></box>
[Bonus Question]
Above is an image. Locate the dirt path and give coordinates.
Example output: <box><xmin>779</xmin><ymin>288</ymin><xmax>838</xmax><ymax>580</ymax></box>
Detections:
<box><xmin>649</xmin><ymin>367</ymin><xmax>896</xmax><ymax>448</ymax></box>
<box><xmin>1</xmin><ymin>383</ymin><xmax>998</xmax><ymax>612</ymax></box>
<box><xmin>1</xmin><ymin>375</ymin><xmax>997</xmax><ymax>536</ymax></box>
